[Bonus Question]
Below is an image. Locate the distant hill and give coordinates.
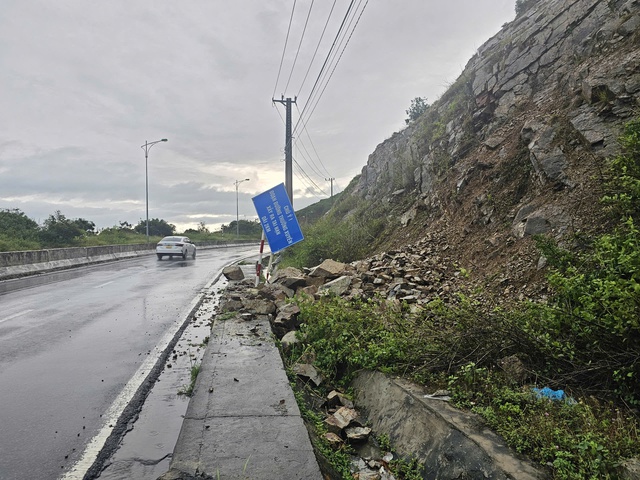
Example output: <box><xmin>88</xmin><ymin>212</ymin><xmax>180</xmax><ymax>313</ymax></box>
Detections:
<box><xmin>295</xmin><ymin>192</ymin><xmax>342</xmax><ymax>226</ymax></box>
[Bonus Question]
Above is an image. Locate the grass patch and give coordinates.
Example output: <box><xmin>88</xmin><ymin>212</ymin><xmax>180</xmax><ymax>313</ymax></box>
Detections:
<box><xmin>178</xmin><ymin>363</ymin><xmax>201</xmax><ymax>397</ymax></box>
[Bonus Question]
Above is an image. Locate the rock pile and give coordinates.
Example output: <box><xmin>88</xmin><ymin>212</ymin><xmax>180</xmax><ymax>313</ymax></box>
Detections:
<box><xmin>220</xmin><ymin>232</ymin><xmax>545</xmax><ymax>330</ymax></box>
<box><xmin>218</xmin><ymin>230</ymin><xmax>505</xmax><ymax>353</ymax></box>
<box><xmin>321</xmin><ymin>390</ymin><xmax>404</xmax><ymax>480</ymax></box>
<box><xmin>222</xmin><ymin>234</ymin><xmax>469</xmax><ymax>310</ymax></box>
<box><xmin>220</xmin><ymin>241</ymin><xmax>448</xmax><ymax>318</ymax></box>
<box><xmin>218</xmin><ymin>242</ymin><xmax>483</xmax><ymax>377</ymax></box>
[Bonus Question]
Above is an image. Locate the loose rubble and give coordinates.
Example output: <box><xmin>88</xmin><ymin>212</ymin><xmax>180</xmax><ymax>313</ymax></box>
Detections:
<box><xmin>218</xmin><ymin>234</ymin><xmax>478</xmax><ymax>315</ymax></box>
<box><xmin>216</xmin><ymin>239</ymin><xmax>485</xmax><ymax>479</ymax></box>
<box><xmin>212</xmin><ymin>230</ymin><xmax>561</xmax><ymax>478</ymax></box>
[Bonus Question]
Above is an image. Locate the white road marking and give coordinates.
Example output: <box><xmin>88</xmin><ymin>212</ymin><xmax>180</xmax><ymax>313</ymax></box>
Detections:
<box><xmin>94</xmin><ymin>281</ymin><xmax>114</xmax><ymax>289</ymax></box>
<box><xmin>61</xmin><ymin>322</ymin><xmax>186</xmax><ymax>479</ymax></box>
<box><xmin>0</xmin><ymin>309</ymin><xmax>34</xmax><ymax>325</ymax></box>
<box><xmin>61</xmin><ymin>265</ymin><xmax>228</xmax><ymax>479</ymax></box>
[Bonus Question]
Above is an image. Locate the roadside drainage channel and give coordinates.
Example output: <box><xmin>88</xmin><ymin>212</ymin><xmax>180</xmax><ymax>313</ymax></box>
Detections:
<box><xmin>95</xmin><ymin>278</ymin><xmax>228</xmax><ymax>479</ymax></box>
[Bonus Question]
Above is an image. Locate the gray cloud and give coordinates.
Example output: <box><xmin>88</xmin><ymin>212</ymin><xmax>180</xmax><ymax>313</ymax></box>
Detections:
<box><xmin>0</xmin><ymin>0</ymin><xmax>515</xmax><ymax>231</ymax></box>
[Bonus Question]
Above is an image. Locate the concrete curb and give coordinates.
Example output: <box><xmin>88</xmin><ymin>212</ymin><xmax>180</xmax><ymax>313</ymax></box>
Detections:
<box><xmin>162</xmin><ymin>315</ymin><xmax>322</xmax><ymax>480</ymax></box>
<box><xmin>160</xmin><ymin>266</ymin><xmax>322</xmax><ymax>480</ymax></box>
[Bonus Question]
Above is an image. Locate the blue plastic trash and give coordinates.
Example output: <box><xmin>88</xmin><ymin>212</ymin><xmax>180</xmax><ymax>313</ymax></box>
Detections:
<box><xmin>532</xmin><ymin>387</ymin><xmax>565</xmax><ymax>401</ymax></box>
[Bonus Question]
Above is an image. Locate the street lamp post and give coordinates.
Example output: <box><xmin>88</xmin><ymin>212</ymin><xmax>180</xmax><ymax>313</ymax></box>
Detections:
<box><xmin>141</xmin><ymin>138</ymin><xmax>168</xmax><ymax>243</ymax></box>
<box><xmin>234</xmin><ymin>178</ymin><xmax>250</xmax><ymax>238</ymax></box>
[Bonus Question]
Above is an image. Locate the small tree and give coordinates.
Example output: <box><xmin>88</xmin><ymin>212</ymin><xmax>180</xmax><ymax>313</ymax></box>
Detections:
<box><xmin>134</xmin><ymin>218</ymin><xmax>175</xmax><ymax>237</ymax></box>
<box><xmin>0</xmin><ymin>208</ymin><xmax>39</xmax><ymax>240</ymax></box>
<box><xmin>405</xmin><ymin>97</ymin><xmax>429</xmax><ymax>125</ymax></box>
<box><xmin>72</xmin><ymin>218</ymin><xmax>96</xmax><ymax>234</ymax></box>
<box><xmin>39</xmin><ymin>210</ymin><xmax>85</xmax><ymax>247</ymax></box>
<box><xmin>118</xmin><ymin>221</ymin><xmax>133</xmax><ymax>231</ymax></box>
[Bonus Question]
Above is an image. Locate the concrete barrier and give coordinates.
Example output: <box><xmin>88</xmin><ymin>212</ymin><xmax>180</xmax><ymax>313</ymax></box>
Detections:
<box><xmin>351</xmin><ymin>370</ymin><xmax>544</xmax><ymax>479</ymax></box>
<box><xmin>0</xmin><ymin>244</ymin><xmax>153</xmax><ymax>268</ymax></box>
<box><xmin>0</xmin><ymin>240</ymin><xmax>260</xmax><ymax>281</ymax></box>
<box><xmin>0</xmin><ymin>244</ymin><xmax>156</xmax><ymax>280</ymax></box>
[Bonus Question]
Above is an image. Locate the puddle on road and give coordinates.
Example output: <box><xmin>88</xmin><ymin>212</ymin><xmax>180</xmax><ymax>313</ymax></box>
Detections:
<box><xmin>97</xmin><ymin>280</ymin><xmax>227</xmax><ymax>479</ymax></box>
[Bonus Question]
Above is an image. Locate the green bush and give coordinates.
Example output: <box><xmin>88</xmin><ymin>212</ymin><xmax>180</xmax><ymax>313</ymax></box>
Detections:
<box><xmin>283</xmin><ymin>197</ymin><xmax>387</xmax><ymax>268</ymax></box>
<box><xmin>0</xmin><ymin>233</ymin><xmax>41</xmax><ymax>252</ymax></box>
<box><xmin>0</xmin><ymin>209</ymin><xmax>41</xmax><ymax>250</ymax></box>
<box><xmin>470</xmin><ymin>381</ymin><xmax>638</xmax><ymax>479</ymax></box>
<box><xmin>292</xmin><ymin>296</ymin><xmax>411</xmax><ymax>385</ymax></box>
<box><xmin>529</xmin><ymin>119</ymin><xmax>640</xmax><ymax>405</ymax></box>
<box><xmin>286</xmin><ymin>291</ymin><xmax>640</xmax><ymax>479</ymax></box>
<box><xmin>601</xmin><ymin>119</ymin><xmax>640</xmax><ymax>220</ymax></box>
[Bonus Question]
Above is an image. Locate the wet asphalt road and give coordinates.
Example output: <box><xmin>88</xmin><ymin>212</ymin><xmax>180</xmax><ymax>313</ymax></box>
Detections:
<box><xmin>0</xmin><ymin>246</ymin><xmax>257</xmax><ymax>480</ymax></box>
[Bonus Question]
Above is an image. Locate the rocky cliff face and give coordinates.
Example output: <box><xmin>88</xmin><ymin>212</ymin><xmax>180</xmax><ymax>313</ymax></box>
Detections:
<box><xmin>347</xmin><ymin>0</ymin><xmax>640</xmax><ymax>296</ymax></box>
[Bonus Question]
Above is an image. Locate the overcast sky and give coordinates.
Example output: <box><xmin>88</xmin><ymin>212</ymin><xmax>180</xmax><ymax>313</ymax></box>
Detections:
<box><xmin>0</xmin><ymin>1</ymin><xmax>515</xmax><ymax>232</ymax></box>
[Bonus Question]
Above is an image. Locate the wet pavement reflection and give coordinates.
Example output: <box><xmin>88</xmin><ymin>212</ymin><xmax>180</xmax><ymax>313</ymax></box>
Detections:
<box><xmin>97</xmin><ymin>278</ymin><xmax>227</xmax><ymax>479</ymax></box>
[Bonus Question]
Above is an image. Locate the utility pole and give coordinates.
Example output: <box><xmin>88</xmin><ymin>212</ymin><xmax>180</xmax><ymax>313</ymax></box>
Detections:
<box><xmin>325</xmin><ymin>177</ymin><xmax>335</xmax><ymax>198</ymax></box>
<box><xmin>272</xmin><ymin>96</ymin><xmax>297</xmax><ymax>205</ymax></box>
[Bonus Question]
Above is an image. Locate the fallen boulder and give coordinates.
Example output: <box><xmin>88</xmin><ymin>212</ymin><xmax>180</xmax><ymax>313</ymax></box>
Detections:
<box><xmin>222</xmin><ymin>265</ymin><xmax>244</xmax><ymax>281</ymax></box>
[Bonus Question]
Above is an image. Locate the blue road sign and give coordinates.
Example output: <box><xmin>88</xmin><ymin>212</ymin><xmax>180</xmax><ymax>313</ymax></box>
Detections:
<box><xmin>252</xmin><ymin>183</ymin><xmax>304</xmax><ymax>253</ymax></box>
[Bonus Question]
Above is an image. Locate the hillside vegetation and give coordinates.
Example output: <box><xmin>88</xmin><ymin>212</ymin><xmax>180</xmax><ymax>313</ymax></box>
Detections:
<box><xmin>281</xmin><ymin>1</ymin><xmax>640</xmax><ymax>477</ymax></box>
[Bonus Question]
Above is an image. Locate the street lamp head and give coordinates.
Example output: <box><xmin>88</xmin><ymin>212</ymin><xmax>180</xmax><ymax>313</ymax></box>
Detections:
<box><xmin>244</xmin><ymin>178</ymin><xmax>250</xmax><ymax>181</ymax></box>
<box><xmin>161</xmin><ymin>138</ymin><xmax>168</xmax><ymax>142</ymax></box>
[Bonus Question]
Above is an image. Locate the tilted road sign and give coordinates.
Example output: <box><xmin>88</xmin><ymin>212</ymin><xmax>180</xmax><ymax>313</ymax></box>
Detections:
<box><xmin>252</xmin><ymin>183</ymin><xmax>304</xmax><ymax>253</ymax></box>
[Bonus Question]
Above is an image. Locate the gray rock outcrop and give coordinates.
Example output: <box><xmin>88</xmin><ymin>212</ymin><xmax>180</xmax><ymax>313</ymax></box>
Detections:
<box><xmin>351</xmin><ymin>0</ymin><xmax>639</xmax><ymax>247</ymax></box>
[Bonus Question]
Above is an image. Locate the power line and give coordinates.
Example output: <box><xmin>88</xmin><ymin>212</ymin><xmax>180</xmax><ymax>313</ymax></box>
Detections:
<box><xmin>283</xmin><ymin>0</ymin><xmax>315</xmax><ymax>94</ymax></box>
<box><xmin>272</xmin><ymin>0</ymin><xmax>297</xmax><ymax>99</ymax></box>
<box><xmin>293</xmin><ymin>170</ymin><xmax>326</xmax><ymax>201</ymax></box>
<box><xmin>295</xmin><ymin>0</ymin><xmax>369</xmax><ymax>137</ymax></box>
<box><xmin>295</xmin><ymin>0</ymin><xmax>338</xmax><ymax>99</ymax></box>
<box><xmin>293</xmin><ymin>157</ymin><xmax>328</xmax><ymax>197</ymax></box>
<box><xmin>308</xmin><ymin>0</ymin><xmax>362</xmax><ymax>100</ymax></box>
<box><xmin>288</xmin><ymin>1</ymin><xmax>366</xmax><ymax>192</ymax></box>
<box><xmin>294</xmin><ymin>136</ymin><xmax>326</xmax><ymax>180</ymax></box>
<box><xmin>292</xmin><ymin>0</ymin><xmax>356</xmax><ymax>134</ymax></box>
<box><xmin>294</xmin><ymin>105</ymin><xmax>331</xmax><ymax>176</ymax></box>
<box><xmin>271</xmin><ymin>0</ymin><xmax>369</xmax><ymax>201</ymax></box>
